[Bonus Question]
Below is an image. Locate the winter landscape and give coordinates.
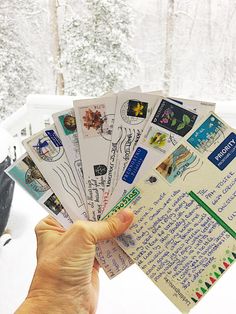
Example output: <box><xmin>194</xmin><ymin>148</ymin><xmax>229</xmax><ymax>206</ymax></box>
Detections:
<box><xmin>0</xmin><ymin>2</ymin><xmax>236</xmax><ymax>314</ymax></box>
<box><xmin>1</xmin><ymin>0</ymin><xmax>236</xmax><ymax>121</ymax></box>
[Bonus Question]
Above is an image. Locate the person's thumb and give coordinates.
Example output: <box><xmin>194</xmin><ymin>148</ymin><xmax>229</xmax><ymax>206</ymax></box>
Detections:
<box><xmin>88</xmin><ymin>209</ymin><xmax>134</xmax><ymax>243</ymax></box>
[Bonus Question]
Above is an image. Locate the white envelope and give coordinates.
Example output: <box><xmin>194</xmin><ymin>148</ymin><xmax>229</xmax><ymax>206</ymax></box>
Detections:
<box><xmin>107</xmin><ymin>97</ymin><xmax>215</xmax><ymax>211</ymax></box>
<box><xmin>23</xmin><ymin>125</ymin><xmax>87</xmax><ymax>222</ymax></box>
<box><xmin>6</xmin><ymin>153</ymin><xmax>72</xmax><ymax>229</ymax></box>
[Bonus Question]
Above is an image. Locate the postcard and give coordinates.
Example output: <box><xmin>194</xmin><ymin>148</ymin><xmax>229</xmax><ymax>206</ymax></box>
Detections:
<box><xmin>6</xmin><ymin>153</ymin><xmax>72</xmax><ymax>229</ymax></box>
<box><xmin>53</xmin><ymin>109</ymin><xmax>87</xmax><ymax>207</ymax></box>
<box><xmin>22</xmin><ymin>125</ymin><xmax>88</xmax><ymax>222</ymax></box>
<box><xmin>107</xmin><ymin>97</ymin><xmax>215</xmax><ymax>210</ymax></box>
<box><xmin>74</xmin><ymin>94</ymin><xmax>136</xmax><ymax>278</ymax></box>
<box><xmin>102</xmin><ymin>112</ymin><xmax>235</xmax><ymax>312</ymax></box>
<box><xmin>74</xmin><ymin>95</ymin><xmax>117</xmax><ymax>221</ymax></box>
<box><xmin>101</xmin><ymin>91</ymin><xmax>161</xmax><ymax>213</ymax></box>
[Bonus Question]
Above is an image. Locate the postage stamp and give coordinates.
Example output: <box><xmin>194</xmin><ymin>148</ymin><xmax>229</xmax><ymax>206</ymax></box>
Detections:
<box><xmin>152</xmin><ymin>99</ymin><xmax>198</xmax><ymax>137</ymax></box>
<box><xmin>44</xmin><ymin>193</ymin><xmax>63</xmax><ymax>215</ymax></box>
<box><xmin>143</xmin><ymin>126</ymin><xmax>173</xmax><ymax>153</ymax></box>
<box><xmin>31</xmin><ymin>130</ymin><xmax>64</xmax><ymax>162</ymax></box>
<box><xmin>79</xmin><ymin>104</ymin><xmax>112</xmax><ymax>138</ymax></box>
<box><xmin>58</xmin><ymin>113</ymin><xmax>77</xmax><ymax>136</ymax></box>
<box><xmin>156</xmin><ymin>145</ymin><xmax>198</xmax><ymax>183</ymax></box>
<box><xmin>8</xmin><ymin>155</ymin><xmax>50</xmax><ymax>200</ymax></box>
<box><xmin>187</xmin><ymin>114</ymin><xmax>227</xmax><ymax>153</ymax></box>
<box><xmin>120</xmin><ymin>99</ymin><xmax>149</xmax><ymax>125</ymax></box>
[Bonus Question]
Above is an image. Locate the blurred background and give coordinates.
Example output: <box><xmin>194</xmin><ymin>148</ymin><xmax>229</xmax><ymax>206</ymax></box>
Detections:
<box><xmin>1</xmin><ymin>0</ymin><xmax>236</xmax><ymax>121</ymax></box>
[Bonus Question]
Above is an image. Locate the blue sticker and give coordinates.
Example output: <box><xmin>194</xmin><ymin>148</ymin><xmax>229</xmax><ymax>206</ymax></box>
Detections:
<box><xmin>45</xmin><ymin>130</ymin><xmax>63</xmax><ymax>147</ymax></box>
<box><xmin>122</xmin><ymin>147</ymin><xmax>148</xmax><ymax>184</ymax></box>
<box><xmin>208</xmin><ymin>133</ymin><xmax>236</xmax><ymax>170</ymax></box>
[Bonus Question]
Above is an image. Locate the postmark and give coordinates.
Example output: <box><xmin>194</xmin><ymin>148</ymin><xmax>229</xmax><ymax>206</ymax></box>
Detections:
<box><xmin>156</xmin><ymin>145</ymin><xmax>199</xmax><ymax>183</ymax></box>
<box><xmin>31</xmin><ymin>130</ymin><xmax>64</xmax><ymax>162</ymax></box>
<box><xmin>187</xmin><ymin>114</ymin><xmax>227</xmax><ymax>153</ymax></box>
<box><xmin>152</xmin><ymin>99</ymin><xmax>198</xmax><ymax>137</ymax></box>
<box><xmin>120</xmin><ymin>99</ymin><xmax>149</xmax><ymax>125</ymax></box>
<box><xmin>58</xmin><ymin>113</ymin><xmax>77</xmax><ymax>135</ymax></box>
<box><xmin>99</xmin><ymin>114</ymin><xmax>115</xmax><ymax>141</ymax></box>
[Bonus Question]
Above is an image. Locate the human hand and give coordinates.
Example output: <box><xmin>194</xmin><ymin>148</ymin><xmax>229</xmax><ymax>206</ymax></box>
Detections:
<box><xmin>16</xmin><ymin>209</ymin><xmax>134</xmax><ymax>314</ymax></box>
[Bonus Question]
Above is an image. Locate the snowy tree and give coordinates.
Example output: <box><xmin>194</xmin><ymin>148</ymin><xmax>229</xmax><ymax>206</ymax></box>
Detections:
<box><xmin>0</xmin><ymin>1</ymin><xmax>43</xmax><ymax>120</ymax></box>
<box><xmin>49</xmin><ymin>0</ymin><xmax>65</xmax><ymax>95</ymax></box>
<box><xmin>60</xmin><ymin>0</ymin><xmax>138</xmax><ymax>97</ymax></box>
<box><xmin>163</xmin><ymin>0</ymin><xmax>175</xmax><ymax>95</ymax></box>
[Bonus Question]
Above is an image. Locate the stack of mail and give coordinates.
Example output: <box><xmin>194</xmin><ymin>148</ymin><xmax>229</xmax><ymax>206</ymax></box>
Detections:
<box><xmin>7</xmin><ymin>89</ymin><xmax>236</xmax><ymax>313</ymax></box>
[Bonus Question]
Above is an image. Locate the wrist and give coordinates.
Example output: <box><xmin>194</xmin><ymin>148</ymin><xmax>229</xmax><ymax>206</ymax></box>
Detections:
<box><xmin>15</xmin><ymin>265</ymin><xmax>90</xmax><ymax>314</ymax></box>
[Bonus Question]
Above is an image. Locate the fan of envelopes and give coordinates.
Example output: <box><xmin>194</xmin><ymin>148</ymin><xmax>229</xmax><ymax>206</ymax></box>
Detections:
<box><xmin>7</xmin><ymin>89</ymin><xmax>236</xmax><ymax>313</ymax></box>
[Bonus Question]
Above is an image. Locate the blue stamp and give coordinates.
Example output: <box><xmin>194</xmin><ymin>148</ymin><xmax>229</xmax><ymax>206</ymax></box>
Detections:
<box><xmin>122</xmin><ymin>147</ymin><xmax>148</xmax><ymax>184</ymax></box>
<box><xmin>208</xmin><ymin>132</ymin><xmax>236</xmax><ymax>170</ymax></box>
<box><xmin>45</xmin><ymin>130</ymin><xmax>63</xmax><ymax>147</ymax></box>
<box><xmin>187</xmin><ymin>114</ymin><xmax>226</xmax><ymax>153</ymax></box>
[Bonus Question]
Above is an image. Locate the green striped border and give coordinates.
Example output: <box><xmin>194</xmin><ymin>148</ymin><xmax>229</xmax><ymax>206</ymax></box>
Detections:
<box><xmin>101</xmin><ymin>187</ymin><xmax>140</xmax><ymax>220</ymax></box>
<box><xmin>189</xmin><ymin>191</ymin><xmax>236</xmax><ymax>239</ymax></box>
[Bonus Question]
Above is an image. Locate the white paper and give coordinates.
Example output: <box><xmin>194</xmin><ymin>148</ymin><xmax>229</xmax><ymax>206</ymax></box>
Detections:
<box><xmin>107</xmin><ymin>97</ymin><xmax>215</xmax><ymax>211</ymax></box>
<box><xmin>102</xmin><ymin>91</ymin><xmax>161</xmax><ymax>213</ymax></box>
<box><xmin>23</xmin><ymin>125</ymin><xmax>87</xmax><ymax>222</ymax></box>
<box><xmin>53</xmin><ymin>109</ymin><xmax>87</xmax><ymax>207</ymax></box>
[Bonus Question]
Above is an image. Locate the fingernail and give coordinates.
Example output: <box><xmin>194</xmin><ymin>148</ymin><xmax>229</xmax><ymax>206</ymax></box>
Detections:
<box><xmin>116</xmin><ymin>209</ymin><xmax>133</xmax><ymax>223</ymax></box>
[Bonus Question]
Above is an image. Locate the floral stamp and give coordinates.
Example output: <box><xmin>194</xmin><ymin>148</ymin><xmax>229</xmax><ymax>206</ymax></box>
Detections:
<box><xmin>152</xmin><ymin>99</ymin><xmax>198</xmax><ymax>137</ymax></box>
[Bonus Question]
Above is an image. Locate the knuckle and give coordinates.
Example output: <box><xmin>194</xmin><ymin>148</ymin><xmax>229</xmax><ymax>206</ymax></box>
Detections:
<box><xmin>34</xmin><ymin>221</ymin><xmax>42</xmax><ymax>235</ymax></box>
<box><xmin>107</xmin><ymin>218</ymin><xmax>119</xmax><ymax>237</ymax></box>
<box><xmin>73</xmin><ymin>221</ymin><xmax>89</xmax><ymax>238</ymax></box>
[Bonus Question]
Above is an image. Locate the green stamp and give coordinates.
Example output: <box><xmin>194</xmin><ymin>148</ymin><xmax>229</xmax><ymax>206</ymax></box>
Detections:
<box><xmin>59</xmin><ymin>114</ymin><xmax>77</xmax><ymax>135</ymax></box>
<box><xmin>102</xmin><ymin>187</ymin><xmax>140</xmax><ymax>220</ymax></box>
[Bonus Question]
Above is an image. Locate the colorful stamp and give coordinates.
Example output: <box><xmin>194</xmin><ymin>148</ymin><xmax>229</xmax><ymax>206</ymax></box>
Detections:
<box><xmin>143</xmin><ymin>126</ymin><xmax>174</xmax><ymax>153</ymax></box>
<box><xmin>152</xmin><ymin>99</ymin><xmax>198</xmax><ymax>137</ymax></box>
<box><xmin>31</xmin><ymin>131</ymin><xmax>64</xmax><ymax>162</ymax></box>
<box><xmin>58</xmin><ymin>113</ymin><xmax>77</xmax><ymax>135</ymax></box>
<box><xmin>8</xmin><ymin>155</ymin><xmax>50</xmax><ymax>200</ymax></box>
<box><xmin>127</xmin><ymin>100</ymin><xmax>148</xmax><ymax>118</ymax></box>
<box><xmin>156</xmin><ymin>145</ymin><xmax>198</xmax><ymax>183</ymax></box>
<box><xmin>79</xmin><ymin>104</ymin><xmax>112</xmax><ymax>139</ymax></box>
<box><xmin>120</xmin><ymin>99</ymin><xmax>149</xmax><ymax>125</ymax></box>
<box><xmin>187</xmin><ymin>114</ymin><xmax>227</xmax><ymax>153</ymax></box>
<box><xmin>44</xmin><ymin>193</ymin><xmax>63</xmax><ymax>215</ymax></box>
